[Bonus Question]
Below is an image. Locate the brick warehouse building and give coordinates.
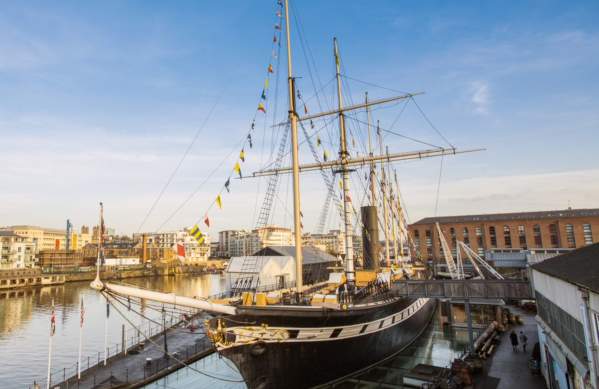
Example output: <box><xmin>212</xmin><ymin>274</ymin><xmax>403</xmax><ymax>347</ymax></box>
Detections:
<box><xmin>408</xmin><ymin>208</ymin><xmax>599</xmax><ymax>261</ymax></box>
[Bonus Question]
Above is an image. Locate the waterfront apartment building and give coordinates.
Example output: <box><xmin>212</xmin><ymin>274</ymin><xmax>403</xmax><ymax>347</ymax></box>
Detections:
<box><xmin>303</xmin><ymin>229</ymin><xmax>363</xmax><ymax>261</ymax></box>
<box><xmin>133</xmin><ymin>230</ymin><xmax>211</xmax><ymax>262</ymax></box>
<box><xmin>0</xmin><ymin>231</ymin><xmax>36</xmax><ymax>269</ymax></box>
<box><xmin>219</xmin><ymin>226</ymin><xmax>294</xmax><ymax>257</ymax></box>
<box><xmin>408</xmin><ymin>208</ymin><xmax>599</xmax><ymax>261</ymax></box>
<box><xmin>0</xmin><ymin>225</ymin><xmax>67</xmax><ymax>253</ymax></box>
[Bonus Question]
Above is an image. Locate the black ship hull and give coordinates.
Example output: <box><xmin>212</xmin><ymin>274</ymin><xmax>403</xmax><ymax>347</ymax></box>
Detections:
<box><xmin>214</xmin><ymin>297</ymin><xmax>437</xmax><ymax>389</ymax></box>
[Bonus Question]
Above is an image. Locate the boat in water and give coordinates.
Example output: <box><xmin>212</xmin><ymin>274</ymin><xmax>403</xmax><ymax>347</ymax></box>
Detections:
<box><xmin>90</xmin><ymin>1</ymin><xmax>480</xmax><ymax>387</ymax></box>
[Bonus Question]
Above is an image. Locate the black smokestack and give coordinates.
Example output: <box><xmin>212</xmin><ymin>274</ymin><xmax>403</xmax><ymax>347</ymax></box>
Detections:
<box><xmin>361</xmin><ymin>206</ymin><xmax>380</xmax><ymax>271</ymax></box>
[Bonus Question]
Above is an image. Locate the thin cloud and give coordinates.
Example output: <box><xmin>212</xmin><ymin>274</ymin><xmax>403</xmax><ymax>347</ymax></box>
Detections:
<box><xmin>469</xmin><ymin>81</ymin><xmax>490</xmax><ymax>114</ymax></box>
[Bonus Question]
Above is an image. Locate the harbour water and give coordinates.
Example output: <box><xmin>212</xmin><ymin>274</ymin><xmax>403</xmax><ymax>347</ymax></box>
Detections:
<box><xmin>0</xmin><ymin>274</ymin><xmax>226</xmax><ymax>389</ymax></box>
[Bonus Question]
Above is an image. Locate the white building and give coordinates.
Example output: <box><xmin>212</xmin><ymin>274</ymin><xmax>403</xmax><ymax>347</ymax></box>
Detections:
<box><xmin>532</xmin><ymin>243</ymin><xmax>599</xmax><ymax>389</ymax></box>
<box><xmin>220</xmin><ymin>227</ymin><xmax>294</xmax><ymax>257</ymax></box>
<box><xmin>0</xmin><ymin>231</ymin><xmax>36</xmax><ymax>269</ymax></box>
<box><xmin>226</xmin><ymin>246</ymin><xmax>338</xmax><ymax>291</ymax></box>
<box><xmin>134</xmin><ymin>230</ymin><xmax>211</xmax><ymax>262</ymax></box>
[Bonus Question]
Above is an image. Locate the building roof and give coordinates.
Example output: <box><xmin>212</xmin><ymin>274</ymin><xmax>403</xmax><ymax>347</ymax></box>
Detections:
<box><xmin>532</xmin><ymin>243</ymin><xmax>599</xmax><ymax>294</ymax></box>
<box><xmin>254</xmin><ymin>246</ymin><xmax>337</xmax><ymax>264</ymax></box>
<box><xmin>411</xmin><ymin>208</ymin><xmax>599</xmax><ymax>226</ymax></box>
<box><xmin>0</xmin><ymin>225</ymin><xmax>66</xmax><ymax>234</ymax></box>
<box><xmin>0</xmin><ymin>231</ymin><xmax>20</xmax><ymax>237</ymax></box>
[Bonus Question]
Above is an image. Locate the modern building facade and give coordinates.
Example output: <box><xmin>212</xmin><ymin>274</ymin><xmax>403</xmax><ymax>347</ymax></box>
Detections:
<box><xmin>409</xmin><ymin>208</ymin><xmax>599</xmax><ymax>261</ymax></box>
<box><xmin>134</xmin><ymin>230</ymin><xmax>211</xmax><ymax>262</ymax></box>
<box><xmin>218</xmin><ymin>226</ymin><xmax>294</xmax><ymax>257</ymax></box>
<box><xmin>532</xmin><ymin>243</ymin><xmax>599</xmax><ymax>389</ymax></box>
<box><xmin>0</xmin><ymin>231</ymin><xmax>36</xmax><ymax>269</ymax></box>
<box><xmin>0</xmin><ymin>225</ymin><xmax>67</xmax><ymax>252</ymax></box>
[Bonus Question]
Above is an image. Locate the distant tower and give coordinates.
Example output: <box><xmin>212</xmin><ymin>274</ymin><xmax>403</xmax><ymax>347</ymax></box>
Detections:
<box><xmin>66</xmin><ymin>219</ymin><xmax>73</xmax><ymax>251</ymax></box>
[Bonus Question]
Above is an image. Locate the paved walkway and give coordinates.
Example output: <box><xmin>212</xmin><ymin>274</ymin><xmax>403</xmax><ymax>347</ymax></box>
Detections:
<box><xmin>53</xmin><ymin>324</ymin><xmax>214</xmax><ymax>389</ymax></box>
<box><xmin>480</xmin><ymin>306</ymin><xmax>546</xmax><ymax>389</ymax></box>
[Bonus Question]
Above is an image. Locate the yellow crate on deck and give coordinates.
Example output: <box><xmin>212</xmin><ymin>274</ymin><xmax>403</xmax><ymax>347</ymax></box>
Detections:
<box><xmin>255</xmin><ymin>292</ymin><xmax>267</xmax><ymax>306</ymax></box>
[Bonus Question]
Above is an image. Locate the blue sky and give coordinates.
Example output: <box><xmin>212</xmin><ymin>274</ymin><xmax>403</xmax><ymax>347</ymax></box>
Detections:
<box><xmin>1</xmin><ymin>1</ymin><xmax>598</xmax><ymax>236</ymax></box>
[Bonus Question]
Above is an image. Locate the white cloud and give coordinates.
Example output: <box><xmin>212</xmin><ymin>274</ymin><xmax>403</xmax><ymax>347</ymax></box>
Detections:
<box><xmin>403</xmin><ymin>168</ymin><xmax>599</xmax><ymax>223</ymax></box>
<box><xmin>469</xmin><ymin>80</ymin><xmax>490</xmax><ymax>114</ymax></box>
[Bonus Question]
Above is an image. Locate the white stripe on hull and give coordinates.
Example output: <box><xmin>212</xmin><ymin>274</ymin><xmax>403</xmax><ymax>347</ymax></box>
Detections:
<box><xmin>218</xmin><ymin>298</ymin><xmax>430</xmax><ymax>349</ymax></box>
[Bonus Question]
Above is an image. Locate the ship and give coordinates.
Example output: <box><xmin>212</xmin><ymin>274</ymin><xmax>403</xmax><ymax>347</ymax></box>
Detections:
<box><xmin>90</xmin><ymin>1</ymin><xmax>481</xmax><ymax>387</ymax></box>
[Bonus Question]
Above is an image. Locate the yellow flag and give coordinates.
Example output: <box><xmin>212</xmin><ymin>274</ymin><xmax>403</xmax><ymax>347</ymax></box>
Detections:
<box><xmin>264</xmin><ymin>78</ymin><xmax>270</xmax><ymax>89</ymax></box>
<box><xmin>239</xmin><ymin>149</ymin><xmax>246</xmax><ymax>162</ymax></box>
<box><xmin>189</xmin><ymin>225</ymin><xmax>199</xmax><ymax>236</ymax></box>
<box><xmin>234</xmin><ymin>162</ymin><xmax>242</xmax><ymax>178</ymax></box>
<box><xmin>216</xmin><ymin>194</ymin><xmax>222</xmax><ymax>209</ymax></box>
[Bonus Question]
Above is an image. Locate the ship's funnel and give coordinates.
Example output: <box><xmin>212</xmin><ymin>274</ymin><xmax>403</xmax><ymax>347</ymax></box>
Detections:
<box><xmin>361</xmin><ymin>205</ymin><xmax>380</xmax><ymax>271</ymax></box>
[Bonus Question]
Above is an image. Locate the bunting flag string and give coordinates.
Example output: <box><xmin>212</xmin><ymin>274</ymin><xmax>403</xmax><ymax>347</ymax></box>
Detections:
<box><xmin>234</xmin><ymin>162</ymin><xmax>242</xmax><ymax>178</ymax></box>
<box><xmin>186</xmin><ymin>0</ymin><xmax>283</xmax><ymax>241</ymax></box>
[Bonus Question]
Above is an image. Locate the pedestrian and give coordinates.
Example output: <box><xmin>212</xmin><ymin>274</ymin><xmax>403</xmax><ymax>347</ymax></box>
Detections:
<box><xmin>343</xmin><ymin>283</ymin><xmax>349</xmax><ymax>304</ymax></box>
<box><xmin>519</xmin><ymin>331</ymin><xmax>528</xmax><ymax>353</ymax></box>
<box><xmin>510</xmin><ymin>330</ymin><xmax>519</xmax><ymax>352</ymax></box>
<box><xmin>337</xmin><ymin>283</ymin><xmax>345</xmax><ymax>304</ymax></box>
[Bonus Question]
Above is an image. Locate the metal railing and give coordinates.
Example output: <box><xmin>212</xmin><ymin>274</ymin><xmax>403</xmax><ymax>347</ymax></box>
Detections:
<box><xmin>30</xmin><ymin>314</ymin><xmax>181</xmax><ymax>389</ymax></box>
<box><xmin>390</xmin><ymin>279</ymin><xmax>533</xmax><ymax>300</ymax></box>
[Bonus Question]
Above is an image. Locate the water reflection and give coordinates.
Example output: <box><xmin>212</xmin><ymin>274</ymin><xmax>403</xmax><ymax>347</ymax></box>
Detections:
<box><xmin>0</xmin><ymin>274</ymin><xmax>227</xmax><ymax>389</ymax></box>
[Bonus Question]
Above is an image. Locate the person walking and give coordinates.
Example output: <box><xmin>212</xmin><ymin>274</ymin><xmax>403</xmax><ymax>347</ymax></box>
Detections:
<box><xmin>337</xmin><ymin>283</ymin><xmax>345</xmax><ymax>305</ymax></box>
<box><xmin>510</xmin><ymin>330</ymin><xmax>519</xmax><ymax>352</ymax></box>
<box><xmin>519</xmin><ymin>331</ymin><xmax>528</xmax><ymax>353</ymax></box>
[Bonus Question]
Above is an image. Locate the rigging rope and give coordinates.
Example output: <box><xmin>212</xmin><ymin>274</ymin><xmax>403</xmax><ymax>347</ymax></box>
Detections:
<box><xmin>137</xmin><ymin>98</ymin><xmax>221</xmax><ymax>233</ymax></box>
<box><xmin>104</xmin><ymin>291</ymin><xmax>245</xmax><ymax>383</ymax></box>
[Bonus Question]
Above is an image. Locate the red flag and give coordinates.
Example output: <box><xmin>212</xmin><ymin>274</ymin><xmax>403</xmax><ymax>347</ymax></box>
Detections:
<box><xmin>267</xmin><ymin>64</ymin><xmax>274</xmax><ymax>73</ymax></box>
<box><xmin>177</xmin><ymin>243</ymin><xmax>185</xmax><ymax>258</ymax></box>
<box><xmin>204</xmin><ymin>216</ymin><xmax>210</xmax><ymax>227</ymax></box>
<box><xmin>50</xmin><ymin>303</ymin><xmax>56</xmax><ymax>336</ymax></box>
<box><xmin>80</xmin><ymin>298</ymin><xmax>85</xmax><ymax>328</ymax></box>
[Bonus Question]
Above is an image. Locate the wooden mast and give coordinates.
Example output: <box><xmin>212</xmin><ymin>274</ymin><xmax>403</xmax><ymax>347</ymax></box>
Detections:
<box><xmin>334</xmin><ymin>38</ymin><xmax>355</xmax><ymax>286</ymax></box>
<box><xmin>284</xmin><ymin>0</ymin><xmax>303</xmax><ymax>291</ymax></box>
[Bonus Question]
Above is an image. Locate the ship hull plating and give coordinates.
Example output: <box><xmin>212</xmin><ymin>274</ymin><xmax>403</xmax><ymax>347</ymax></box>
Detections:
<box><xmin>218</xmin><ymin>298</ymin><xmax>436</xmax><ymax>389</ymax></box>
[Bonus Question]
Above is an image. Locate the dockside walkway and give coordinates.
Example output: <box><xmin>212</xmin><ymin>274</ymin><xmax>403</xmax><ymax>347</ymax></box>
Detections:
<box><xmin>41</xmin><ymin>323</ymin><xmax>215</xmax><ymax>389</ymax></box>
<box><xmin>477</xmin><ymin>306</ymin><xmax>546</xmax><ymax>389</ymax></box>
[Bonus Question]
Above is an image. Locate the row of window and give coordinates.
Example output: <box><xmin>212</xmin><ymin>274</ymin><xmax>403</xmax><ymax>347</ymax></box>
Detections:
<box><xmin>413</xmin><ymin>223</ymin><xmax>594</xmax><ymax>256</ymax></box>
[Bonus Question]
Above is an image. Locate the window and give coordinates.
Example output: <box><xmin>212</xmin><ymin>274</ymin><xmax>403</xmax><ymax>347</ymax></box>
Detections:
<box><xmin>425</xmin><ymin>230</ymin><xmax>432</xmax><ymax>259</ymax></box>
<box><xmin>565</xmin><ymin>224</ymin><xmax>576</xmax><ymax>248</ymax></box>
<box><xmin>533</xmin><ymin>224</ymin><xmax>542</xmax><ymax>247</ymax></box>
<box><xmin>449</xmin><ymin>227</ymin><xmax>456</xmax><ymax>247</ymax></box>
<box><xmin>503</xmin><ymin>225</ymin><xmax>512</xmax><ymax>248</ymax></box>
<box><xmin>583</xmin><ymin>224</ymin><xmax>593</xmax><ymax>245</ymax></box>
<box><xmin>489</xmin><ymin>226</ymin><xmax>497</xmax><ymax>248</ymax></box>
<box><xmin>462</xmin><ymin>227</ymin><xmax>470</xmax><ymax>245</ymax></box>
<box><xmin>518</xmin><ymin>225</ymin><xmax>526</xmax><ymax>249</ymax></box>
<box><xmin>549</xmin><ymin>224</ymin><xmax>559</xmax><ymax>247</ymax></box>
<box><xmin>413</xmin><ymin>230</ymin><xmax>420</xmax><ymax>248</ymax></box>
<box><xmin>476</xmin><ymin>227</ymin><xmax>483</xmax><ymax>248</ymax></box>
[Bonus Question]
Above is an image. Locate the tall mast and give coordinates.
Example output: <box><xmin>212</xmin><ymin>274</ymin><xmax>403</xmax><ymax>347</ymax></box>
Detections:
<box><xmin>394</xmin><ymin>169</ymin><xmax>405</xmax><ymax>262</ymax></box>
<box><xmin>366</xmin><ymin>92</ymin><xmax>377</xmax><ymax>206</ymax></box>
<box><xmin>387</xmin><ymin>145</ymin><xmax>399</xmax><ymax>264</ymax></box>
<box><xmin>284</xmin><ymin>0</ymin><xmax>303</xmax><ymax>291</ymax></box>
<box><xmin>377</xmin><ymin>121</ymin><xmax>391</xmax><ymax>266</ymax></box>
<box><xmin>92</xmin><ymin>202</ymin><xmax>104</xmax><ymax>285</ymax></box>
<box><xmin>334</xmin><ymin>38</ymin><xmax>355</xmax><ymax>286</ymax></box>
